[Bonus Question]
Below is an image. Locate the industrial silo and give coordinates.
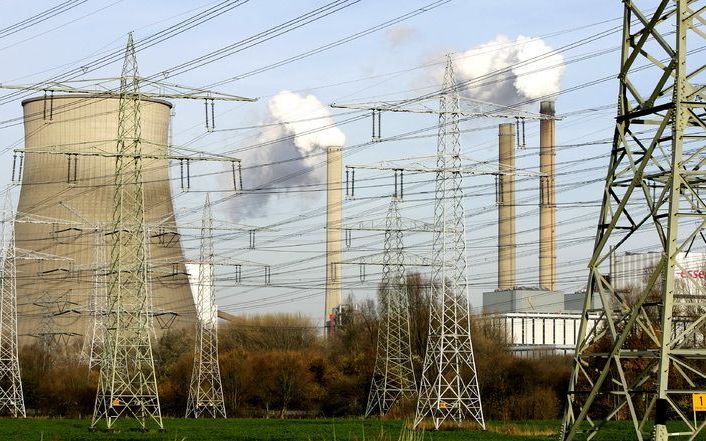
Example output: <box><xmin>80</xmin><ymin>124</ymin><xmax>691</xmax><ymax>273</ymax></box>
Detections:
<box><xmin>15</xmin><ymin>94</ymin><xmax>196</xmax><ymax>349</ymax></box>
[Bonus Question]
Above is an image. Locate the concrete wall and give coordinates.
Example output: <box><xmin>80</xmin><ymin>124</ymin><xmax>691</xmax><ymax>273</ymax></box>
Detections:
<box><xmin>482</xmin><ymin>311</ymin><xmax>600</xmax><ymax>357</ymax></box>
<box><xmin>563</xmin><ymin>291</ymin><xmax>605</xmax><ymax>311</ymax></box>
<box><xmin>482</xmin><ymin>288</ymin><xmax>563</xmax><ymax>314</ymax></box>
<box><xmin>15</xmin><ymin>95</ymin><xmax>196</xmax><ymax>347</ymax></box>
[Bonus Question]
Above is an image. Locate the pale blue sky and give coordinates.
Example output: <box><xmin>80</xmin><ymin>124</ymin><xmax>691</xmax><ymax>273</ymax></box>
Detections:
<box><xmin>0</xmin><ymin>1</ymin><xmax>632</xmax><ymax>323</ymax></box>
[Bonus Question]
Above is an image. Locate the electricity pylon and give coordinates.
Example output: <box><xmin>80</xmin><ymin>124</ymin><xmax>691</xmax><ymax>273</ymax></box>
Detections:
<box><xmin>186</xmin><ymin>195</ymin><xmax>226</xmax><ymax>419</ymax></box>
<box><xmin>365</xmin><ymin>198</ymin><xmax>417</xmax><ymax>416</ymax></box>
<box><xmin>334</xmin><ymin>56</ymin><xmax>554</xmax><ymax>429</ymax></box>
<box><xmin>91</xmin><ymin>33</ymin><xmax>164</xmax><ymax>431</ymax></box>
<box><xmin>560</xmin><ymin>2</ymin><xmax>706</xmax><ymax>440</ymax></box>
<box><xmin>0</xmin><ymin>193</ymin><xmax>25</xmax><ymax>418</ymax></box>
<box><xmin>0</xmin><ymin>30</ymin><xmax>254</xmax><ymax>430</ymax></box>
<box><xmin>77</xmin><ymin>32</ymin><xmax>253</xmax><ymax>431</ymax></box>
<box><xmin>81</xmin><ymin>231</ymin><xmax>107</xmax><ymax>370</ymax></box>
<box><xmin>414</xmin><ymin>57</ymin><xmax>483</xmax><ymax>430</ymax></box>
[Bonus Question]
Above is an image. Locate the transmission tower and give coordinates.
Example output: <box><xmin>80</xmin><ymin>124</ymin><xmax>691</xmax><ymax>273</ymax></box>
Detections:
<box><xmin>0</xmin><ymin>29</ymin><xmax>253</xmax><ymax>430</ymax></box>
<box><xmin>32</xmin><ymin>289</ymin><xmax>80</xmax><ymax>353</ymax></box>
<box><xmin>365</xmin><ymin>198</ymin><xmax>417</xmax><ymax>416</ymax></box>
<box><xmin>413</xmin><ymin>57</ymin><xmax>484</xmax><ymax>430</ymax></box>
<box><xmin>186</xmin><ymin>195</ymin><xmax>226</xmax><ymax>419</ymax></box>
<box><xmin>91</xmin><ymin>33</ymin><xmax>164</xmax><ymax>431</ymax></box>
<box><xmin>81</xmin><ymin>230</ymin><xmax>107</xmax><ymax>370</ymax></box>
<box><xmin>0</xmin><ymin>193</ymin><xmax>25</xmax><ymax>418</ymax></box>
<box><xmin>560</xmin><ymin>2</ymin><xmax>706</xmax><ymax>440</ymax></box>
<box><xmin>334</xmin><ymin>56</ymin><xmax>553</xmax><ymax>429</ymax></box>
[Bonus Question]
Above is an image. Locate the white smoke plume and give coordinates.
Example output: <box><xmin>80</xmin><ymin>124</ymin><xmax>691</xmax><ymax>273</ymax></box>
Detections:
<box><xmin>385</xmin><ymin>24</ymin><xmax>417</xmax><ymax>46</ymax></box>
<box><xmin>232</xmin><ymin>90</ymin><xmax>345</xmax><ymax>218</ymax></box>
<box><xmin>451</xmin><ymin>35</ymin><xmax>565</xmax><ymax>104</ymax></box>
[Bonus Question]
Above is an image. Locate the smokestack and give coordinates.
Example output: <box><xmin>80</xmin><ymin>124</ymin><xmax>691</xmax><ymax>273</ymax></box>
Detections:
<box><xmin>539</xmin><ymin>101</ymin><xmax>556</xmax><ymax>291</ymax></box>
<box><xmin>498</xmin><ymin>123</ymin><xmax>516</xmax><ymax>290</ymax></box>
<box><xmin>325</xmin><ymin>145</ymin><xmax>343</xmax><ymax>332</ymax></box>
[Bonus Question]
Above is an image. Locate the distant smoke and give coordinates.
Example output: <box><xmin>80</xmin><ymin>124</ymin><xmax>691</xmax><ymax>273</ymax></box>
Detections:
<box><xmin>450</xmin><ymin>35</ymin><xmax>565</xmax><ymax>104</ymax></box>
<box><xmin>385</xmin><ymin>24</ymin><xmax>417</xmax><ymax>46</ymax></box>
<box><xmin>232</xmin><ymin>90</ymin><xmax>345</xmax><ymax>219</ymax></box>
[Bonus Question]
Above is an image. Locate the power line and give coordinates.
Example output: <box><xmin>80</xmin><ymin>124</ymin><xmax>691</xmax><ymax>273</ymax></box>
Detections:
<box><xmin>0</xmin><ymin>0</ymin><xmax>88</xmax><ymax>41</ymax></box>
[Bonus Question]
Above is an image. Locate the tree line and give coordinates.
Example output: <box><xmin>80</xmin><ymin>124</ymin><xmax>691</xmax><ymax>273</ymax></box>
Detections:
<box><xmin>17</xmin><ymin>273</ymin><xmax>572</xmax><ymax>419</ymax></box>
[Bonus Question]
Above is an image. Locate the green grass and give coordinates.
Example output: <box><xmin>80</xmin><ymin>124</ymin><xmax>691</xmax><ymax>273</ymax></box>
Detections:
<box><xmin>0</xmin><ymin>418</ymin><xmax>572</xmax><ymax>441</ymax></box>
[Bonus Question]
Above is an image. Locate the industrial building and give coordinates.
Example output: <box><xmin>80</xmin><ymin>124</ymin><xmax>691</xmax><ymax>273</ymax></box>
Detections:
<box><xmin>14</xmin><ymin>95</ymin><xmax>196</xmax><ymax>348</ymax></box>
<box><xmin>484</xmin><ymin>250</ymin><xmax>706</xmax><ymax>356</ymax></box>
<box><xmin>611</xmin><ymin>251</ymin><xmax>706</xmax><ymax>292</ymax></box>
<box><xmin>484</xmin><ymin>311</ymin><xmax>598</xmax><ymax>357</ymax></box>
<box><xmin>483</xmin><ymin>97</ymin><xmax>706</xmax><ymax>357</ymax></box>
<box><xmin>483</xmin><ymin>100</ymin><xmax>577</xmax><ymax>356</ymax></box>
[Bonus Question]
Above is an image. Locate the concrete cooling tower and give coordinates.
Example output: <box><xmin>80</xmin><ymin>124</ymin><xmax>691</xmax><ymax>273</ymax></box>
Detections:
<box><xmin>14</xmin><ymin>94</ymin><xmax>196</xmax><ymax>348</ymax></box>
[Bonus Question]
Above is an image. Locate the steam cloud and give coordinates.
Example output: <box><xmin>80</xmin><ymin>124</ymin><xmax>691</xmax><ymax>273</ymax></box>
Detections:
<box><xmin>232</xmin><ymin>90</ymin><xmax>345</xmax><ymax>218</ymax></box>
<box><xmin>451</xmin><ymin>35</ymin><xmax>565</xmax><ymax>104</ymax></box>
<box><xmin>385</xmin><ymin>24</ymin><xmax>417</xmax><ymax>46</ymax></box>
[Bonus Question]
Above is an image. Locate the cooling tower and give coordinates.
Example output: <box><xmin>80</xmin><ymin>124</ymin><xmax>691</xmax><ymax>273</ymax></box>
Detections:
<box><xmin>15</xmin><ymin>94</ymin><xmax>196</xmax><ymax>348</ymax></box>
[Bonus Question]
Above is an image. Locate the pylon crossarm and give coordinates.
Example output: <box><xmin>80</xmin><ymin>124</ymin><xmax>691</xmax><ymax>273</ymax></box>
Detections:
<box><xmin>14</xmin><ymin>212</ymin><xmax>84</xmax><ymax>226</ymax></box>
<box><xmin>342</xmin><ymin>250</ymin><xmax>433</xmax><ymax>267</ymax></box>
<box><xmin>331</xmin><ymin>96</ymin><xmax>554</xmax><ymax>121</ymax></box>
<box><xmin>342</xmin><ymin>216</ymin><xmax>435</xmax><ymax>233</ymax></box>
<box><xmin>150</xmin><ymin>256</ymin><xmax>267</xmax><ymax>268</ymax></box>
<box><xmin>13</xmin><ymin>248</ymin><xmax>73</xmax><ymax>261</ymax></box>
<box><xmin>13</xmin><ymin>147</ymin><xmax>241</xmax><ymax>164</ymax></box>
<box><xmin>172</xmin><ymin>219</ymin><xmax>274</xmax><ymax>233</ymax></box>
<box><xmin>0</xmin><ymin>79</ymin><xmax>256</xmax><ymax>103</ymax></box>
<box><xmin>347</xmin><ymin>159</ymin><xmax>539</xmax><ymax>177</ymax></box>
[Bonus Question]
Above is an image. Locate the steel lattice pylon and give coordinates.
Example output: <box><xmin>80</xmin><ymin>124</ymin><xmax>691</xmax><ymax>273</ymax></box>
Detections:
<box><xmin>91</xmin><ymin>33</ymin><xmax>163</xmax><ymax>431</ymax></box>
<box><xmin>560</xmin><ymin>2</ymin><xmax>706</xmax><ymax>440</ymax></box>
<box><xmin>0</xmin><ymin>193</ymin><xmax>25</xmax><ymax>418</ymax></box>
<box><xmin>186</xmin><ymin>196</ymin><xmax>226</xmax><ymax>419</ymax></box>
<box><xmin>81</xmin><ymin>230</ymin><xmax>107</xmax><ymax>370</ymax></box>
<box><xmin>365</xmin><ymin>198</ymin><xmax>417</xmax><ymax>416</ymax></box>
<box><xmin>414</xmin><ymin>57</ymin><xmax>484</xmax><ymax>430</ymax></box>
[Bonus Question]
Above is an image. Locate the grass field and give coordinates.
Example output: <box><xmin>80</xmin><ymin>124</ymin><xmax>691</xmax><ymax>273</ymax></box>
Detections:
<box><xmin>0</xmin><ymin>418</ymin><xmax>572</xmax><ymax>441</ymax></box>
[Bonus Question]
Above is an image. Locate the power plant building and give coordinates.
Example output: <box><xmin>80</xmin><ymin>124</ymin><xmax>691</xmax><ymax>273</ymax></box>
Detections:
<box><xmin>483</xmin><ymin>101</ymin><xmax>593</xmax><ymax>356</ymax></box>
<box><xmin>483</xmin><ymin>311</ymin><xmax>599</xmax><ymax>357</ymax></box>
<box><xmin>611</xmin><ymin>251</ymin><xmax>706</xmax><ymax>293</ymax></box>
<box><xmin>14</xmin><ymin>95</ymin><xmax>196</xmax><ymax>347</ymax></box>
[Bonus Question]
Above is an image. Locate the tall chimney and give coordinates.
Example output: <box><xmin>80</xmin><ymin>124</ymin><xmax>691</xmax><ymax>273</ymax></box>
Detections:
<box><xmin>498</xmin><ymin>123</ymin><xmax>516</xmax><ymax>289</ymax></box>
<box><xmin>539</xmin><ymin>101</ymin><xmax>556</xmax><ymax>291</ymax></box>
<box><xmin>325</xmin><ymin>145</ymin><xmax>343</xmax><ymax>331</ymax></box>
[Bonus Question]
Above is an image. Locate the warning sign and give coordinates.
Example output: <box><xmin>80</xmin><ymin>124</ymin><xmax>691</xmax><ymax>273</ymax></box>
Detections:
<box><xmin>692</xmin><ymin>394</ymin><xmax>706</xmax><ymax>411</ymax></box>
